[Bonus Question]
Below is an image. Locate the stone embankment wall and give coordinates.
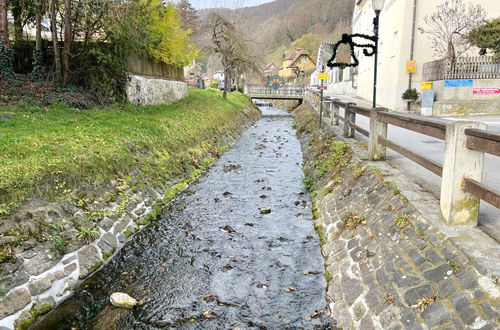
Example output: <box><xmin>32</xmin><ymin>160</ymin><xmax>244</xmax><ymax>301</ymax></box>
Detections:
<box><xmin>293</xmin><ymin>103</ymin><xmax>499</xmax><ymax>329</ymax></box>
<box><xmin>126</xmin><ymin>74</ymin><xmax>188</xmax><ymax>106</ymax></box>
<box><xmin>0</xmin><ymin>106</ymin><xmax>261</xmax><ymax>330</ymax></box>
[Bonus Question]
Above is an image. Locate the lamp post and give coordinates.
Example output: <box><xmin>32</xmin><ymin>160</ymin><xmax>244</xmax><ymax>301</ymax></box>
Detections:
<box><xmin>372</xmin><ymin>0</ymin><xmax>385</xmax><ymax>109</ymax></box>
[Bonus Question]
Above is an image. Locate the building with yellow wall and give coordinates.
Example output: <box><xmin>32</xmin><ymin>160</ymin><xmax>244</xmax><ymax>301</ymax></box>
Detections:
<box><xmin>279</xmin><ymin>48</ymin><xmax>316</xmax><ymax>84</ymax></box>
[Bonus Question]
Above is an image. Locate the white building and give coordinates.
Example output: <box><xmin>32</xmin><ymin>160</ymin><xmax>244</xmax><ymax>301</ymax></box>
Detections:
<box><xmin>353</xmin><ymin>0</ymin><xmax>500</xmax><ymax>112</ymax></box>
<box><xmin>212</xmin><ymin>71</ymin><xmax>225</xmax><ymax>82</ymax></box>
<box><xmin>310</xmin><ymin>42</ymin><xmax>357</xmax><ymax>95</ymax></box>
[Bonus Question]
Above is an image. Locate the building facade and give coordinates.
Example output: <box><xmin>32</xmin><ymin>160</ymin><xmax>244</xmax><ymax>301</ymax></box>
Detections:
<box><xmin>353</xmin><ymin>0</ymin><xmax>500</xmax><ymax>111</ymax></box>
<box><xmin>279</xmin><ymin>48</ymin><xmax>316</xmax><ymax>83</ymax></box>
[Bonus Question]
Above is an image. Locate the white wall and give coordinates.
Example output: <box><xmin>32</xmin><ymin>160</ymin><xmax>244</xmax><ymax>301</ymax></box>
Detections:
<box><xmin>354</xmin><ymin>0</ymin><xmax>500</xmax><ymax>111</ymax></box>
<box><xmin>126</xmin><ymin>74</ymin><xmax>188</xmax><ymax>106</ymax></box>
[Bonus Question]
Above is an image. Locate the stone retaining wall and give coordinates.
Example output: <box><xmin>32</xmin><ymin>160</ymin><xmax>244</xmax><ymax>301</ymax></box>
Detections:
<box><xmin>294</xmin><ymin>103</ymin><xmax>499</xmax><ymax>329</ymax></box>
<box><xmin>0</xmin><ymin>106</ymin><xmax>261</xmax><ymax>329</ymax></box>
<box><xmin>125</xmin><ymin>74</ymin><xmax>188</xmax><ymax>106</ymax></box>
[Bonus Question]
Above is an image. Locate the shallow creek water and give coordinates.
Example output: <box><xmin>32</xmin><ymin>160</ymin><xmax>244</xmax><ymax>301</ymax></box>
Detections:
<box><xmin>35</xmin><ymin>105</ymin><xmax>334</xmax><ymax>329</ymax></box>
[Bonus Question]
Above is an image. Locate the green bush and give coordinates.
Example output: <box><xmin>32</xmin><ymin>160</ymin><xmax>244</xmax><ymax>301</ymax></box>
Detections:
<box><xmin>401</xmin><ymin>88</ymin><xmax>420</xmax><ymax>101</ymax></box>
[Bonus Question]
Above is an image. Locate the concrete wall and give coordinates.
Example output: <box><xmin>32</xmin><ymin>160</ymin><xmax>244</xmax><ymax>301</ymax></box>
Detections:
<box><xmin>353</xmin><ymin>0</ymin><xmax>500</xmax><ymax>112</ymax></box>
<box><xmin>126</xmin><ymin>74</ymin><xmax>188</xmax><ymax>106</ymax></box>
<box><xmin>431</xmin><ymin>79</ymin><xmax>500</xmax><ymax>116</ymax></box>
<box><xmin>327</xmin><ymin>81</ymin><xmax>357</xmax><ymax>95</ymax></box>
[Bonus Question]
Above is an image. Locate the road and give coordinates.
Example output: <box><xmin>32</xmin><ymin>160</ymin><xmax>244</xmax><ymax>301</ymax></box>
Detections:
<box><xmin>325</xmin><ymin>93</ymin><xmax>500</xmax><ymax>241</ymax></box>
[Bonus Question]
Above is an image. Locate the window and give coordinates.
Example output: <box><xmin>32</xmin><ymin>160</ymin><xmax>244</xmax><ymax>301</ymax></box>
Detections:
<box><xmin>391</xmin><ymin>31</ymin><xmax>398</xmax><ymax>58</ymax></box>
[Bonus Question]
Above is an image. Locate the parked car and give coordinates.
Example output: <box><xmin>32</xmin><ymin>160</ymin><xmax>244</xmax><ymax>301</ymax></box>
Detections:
<box><xmin>218</xmin><ymin>82</ymin><xmax>237</xmax><ymax>91</ymax></box>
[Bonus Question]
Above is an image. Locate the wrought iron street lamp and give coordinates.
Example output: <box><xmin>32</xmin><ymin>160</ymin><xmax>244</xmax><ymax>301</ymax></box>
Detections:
<box><xmin>326</xmin><ymin>0</ymin><xmax>385</xmax><ymax>109</ymax></box>
<box><xmin>372</xmin><ymin>0</ymin><xmax>385</xmax><ymax>108</ymax></box>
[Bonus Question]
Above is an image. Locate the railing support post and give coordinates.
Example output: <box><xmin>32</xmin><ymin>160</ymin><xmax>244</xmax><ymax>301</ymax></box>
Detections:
<box><xmin>343</xmin><ymin>102</ymin><xmax>356</xmax><ymax>138</ymax></box>
<box><xmin>331</xmin><ymin>99</ymin><xmax>340</xmax><ymax>126</ymax></box>
<box><xmin>368</xmin><ymin>107</ymin><xmax>388</xmax><ymax>160</ymax></box>
<box><xmin>440</xmin><ymin>121</ymin><xmax>486</xmax><ymax>226</ymax></box>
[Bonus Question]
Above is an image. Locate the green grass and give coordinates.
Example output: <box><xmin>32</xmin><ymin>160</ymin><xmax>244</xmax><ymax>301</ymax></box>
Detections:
<box><xmin>0</xmin><ymin>89</ymin><xmax>253</xmax><ymax>216</ymax></box>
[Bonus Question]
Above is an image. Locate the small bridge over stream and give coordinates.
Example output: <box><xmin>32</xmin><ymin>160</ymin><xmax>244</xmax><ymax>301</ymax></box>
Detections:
<box><xmin>244</xmin><ymin>84</ymin><xmax>304</xmax><ymax>103</ymax></box>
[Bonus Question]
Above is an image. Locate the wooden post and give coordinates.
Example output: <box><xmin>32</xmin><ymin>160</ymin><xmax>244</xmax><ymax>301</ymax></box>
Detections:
<box><xmin>332</xmin><ymin>99</ymin><xmax>340</xmax><ymax>125</ymax></box>
<box><xmin>440</xmin><ymin>121</ymin><xmax>486</xmax><ymax>226</ymax></box>
<box><xmin>368</xmin><ymin>107</ymin><xmax>388</xmax><ymax>160</ymax></box>
<box><xmin>343</xmin><ymin>102</ymin><xmax>356</xmax><ymax>138</ymax></box>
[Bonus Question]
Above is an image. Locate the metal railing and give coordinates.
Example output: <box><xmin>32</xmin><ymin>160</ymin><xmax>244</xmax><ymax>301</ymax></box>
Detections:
<box><xmin>244</xmin><ymin>84</ymin><xmax>304</xmax><ymax>96</ymax></box>
<box><xmin>422</xmin><ymin>56</ymin><xmax>500</xmax><ymax>81</ymax></box>
<box><xmin>304</xmin><ymin>88</ymin><xmax>500</xmax><ymax>225</ymax></box>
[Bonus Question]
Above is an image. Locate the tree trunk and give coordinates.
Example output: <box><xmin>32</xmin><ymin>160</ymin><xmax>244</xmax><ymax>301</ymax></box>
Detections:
<box><xmin>0</xmin><ymin>0</ymin><xmax>8</xmax><ymax>44</ymax></box>
<box><xmin>61</xmin><ymin>0</ymin><xmax>71</xmax><ymax>86</ymax></box>
<box><xmin>35</xmin><ymin>0</ymin><xmax>42</xmax><ymax>51</ymax></box>
<box><xmin>223</xmin><ymin>66</ymin><xmax>228</xmax><ymax>99</ymax></box>
<box><xmin>51</xmin><ymin>0</ymin><xmax>61</xmax><ymax>82</ymax></box>
<box><xmin>11</xmin><ymin>2</ymin><xmax>22</xmax><ymax>42</ymax></box>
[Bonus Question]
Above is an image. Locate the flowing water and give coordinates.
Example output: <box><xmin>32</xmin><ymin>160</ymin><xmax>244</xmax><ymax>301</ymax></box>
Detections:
<box><xmin>35</xmin><ymin>105</ymin><xmax>334</xmax><ymax>329</ymax></box>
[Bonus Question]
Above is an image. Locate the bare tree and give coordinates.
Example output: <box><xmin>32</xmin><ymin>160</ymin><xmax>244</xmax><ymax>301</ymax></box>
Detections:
<box><xmin>418</xmin><ymin>0</ymin><xmax>486</xmax><ymax>62</ymax></box>
<box><xmin>209</xmin><ymin>13</ymin><xmax>258</xmax><ymax>99</ymax></box>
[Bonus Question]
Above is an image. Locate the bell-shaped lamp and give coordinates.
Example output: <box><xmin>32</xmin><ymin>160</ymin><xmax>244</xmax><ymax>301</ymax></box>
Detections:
<box><xmin>372</xmin><ymin>0</ymin><xmax>385</xmax><ymax>12</ymax></box>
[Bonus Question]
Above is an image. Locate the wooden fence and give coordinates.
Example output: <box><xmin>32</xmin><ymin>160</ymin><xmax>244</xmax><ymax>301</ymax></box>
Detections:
<box><xmin>305</xmin><ymin>88</ymin><xmax>500</xmax><ymax>225</ymax></box>
<box><xmin>422</xmin><ymin>56</ymin><xmax>500</xmax><ymax>81</ymax></box>
<box><xmin>128</xmin><ymin>55</ymin><xmax>184</xmax><ymax>81</ymax></box>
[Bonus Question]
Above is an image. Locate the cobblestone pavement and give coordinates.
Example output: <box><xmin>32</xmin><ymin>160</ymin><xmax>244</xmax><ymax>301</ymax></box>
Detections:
<box><xmin>295</xmin><ymin>104</ymin><xmax>500</xmax><ymax>329</ymax></box>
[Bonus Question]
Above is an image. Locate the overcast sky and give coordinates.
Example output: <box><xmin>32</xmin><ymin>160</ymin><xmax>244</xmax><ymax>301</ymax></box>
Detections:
<box><xmin>187</xmin><ymin>0</ymin><xmax>275</xmax><ymax>9</ymax></box>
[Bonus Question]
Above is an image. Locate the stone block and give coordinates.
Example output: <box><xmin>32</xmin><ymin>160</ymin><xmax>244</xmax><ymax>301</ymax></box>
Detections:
<box><xmin>28</xmin><ymin>273</ymin><xmax>54</xmax><ymax>296</ymax></box>
<box><xmin>404</xmin><ymin>284</ymin><xmax>433</xmax><ymax>306</ymax></box>
<box><xmin>421</xmin><ymin>302</ymin><xmax>450</xmax><ymax>327</ymax></box>
<box><xmin>359</xmin><ymin>316</ymin><xmax>376</xmax><ymax>330</ymax></box>
<box><xmin>0</xmin><ymin>287</ymin><xmax>31</xmax><ymax>318</ymax></box>
<box><xmin>423</xmin><ymin>263</ymin><xmax>453</xmax><ymax>283</ymax></box>
<box><xmin>365</xmin><ymin>286</ymin><xmax>385</xmax><ymax>314</ymax></box>
<box><xmin>23</xmin><ymin>245</ymin><xmax>59</xmax><ymax>276</ymax></box>
<box><xmin>78</xmin><ymin>245</ymin><xmax>102</xmax><ymax>278</ymax></box>
<box><xmin>341</xmin><ymin>276</ymin><xmax>363</xmax><ymax>305</ymax></box>
<box><xmin>457</xmin><ymin>270</ymin><xmax>478</xmax><ymax>290</ymax></box>
<box><xmin>97</xmin><ymin>232</ymin><xmax>118</xmax><ymax>254</ymax></box>
<box><xmin>64</xmin><ymin>263</ymin><xmax>77</xmax><ymax>275</ymax></box>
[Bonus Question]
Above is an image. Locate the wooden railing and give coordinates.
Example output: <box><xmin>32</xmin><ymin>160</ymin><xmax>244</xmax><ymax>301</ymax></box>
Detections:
<box><xmin>422</xmin><ymin>56</ymin><xmax>500</xmax><ymax>81</ymax></box>
<box><xmin>304</xmin><ymin>88</ymin><xmax>500</xmax><ymax>225</ymax></box>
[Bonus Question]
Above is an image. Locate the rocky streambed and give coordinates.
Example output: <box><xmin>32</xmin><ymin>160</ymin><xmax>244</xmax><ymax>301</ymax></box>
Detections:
<box><xmin>33</xmin><ymin>105</ymin><xmax>333</xmax><ymax>329</ymax></box>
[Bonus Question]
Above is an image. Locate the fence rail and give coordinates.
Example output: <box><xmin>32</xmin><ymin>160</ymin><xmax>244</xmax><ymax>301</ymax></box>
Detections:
<box><xmin>304</xmin><ymin>88</ymin><xmax>500</xmax><ymax>226</ymax></box>
<box><xmin>245</xmin><ymin>84</ymin><xmax>304</xmax><ymax>96</ymax></box>
<box><xmin>422</xmin><ymin>56</ymin><xmax>500</xmax><ymax>81</ymax></box>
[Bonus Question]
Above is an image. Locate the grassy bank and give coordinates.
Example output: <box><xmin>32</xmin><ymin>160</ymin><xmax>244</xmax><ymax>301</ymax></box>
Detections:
<box><xmin>0</xmin><ymin>89</ymin><xmax>255</xmax><ymax>217</ymax></box>
<box><xmin>293</xmin><ymin>103</ymin><xmax>352</xmax><ymax>196</ymax></box>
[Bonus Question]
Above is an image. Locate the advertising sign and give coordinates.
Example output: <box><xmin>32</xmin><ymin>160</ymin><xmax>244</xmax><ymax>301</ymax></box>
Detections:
<box><xmin>317</xmin><ymin>86</ymin><xmax>327</xmax><ymax>90</ymax></box>
<box><xmin>266</xmin><ymin>75</ymin><xmax>286</xmax><ymax>90</ymax></box>
<box><xmin>318</xmin><ymin>72</ymin><xmax>329</xmax><ymax>80</ymax></box>
<box><xmin>406</xmin><ymin>60</ymin><xmax>417</xmax><ymax>73</ymax></box>
<box><xmin>444</xmin><ymin>79</ymin><xmax>473</xmax><ymax>87</ymax></box>
<box><xmin>472</xmin><ymin>88</ymin><xmax>500</xmax><ymax>95</ymax></box>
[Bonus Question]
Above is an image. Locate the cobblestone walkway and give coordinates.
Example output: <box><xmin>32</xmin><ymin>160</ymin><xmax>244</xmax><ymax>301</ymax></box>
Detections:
<box><xmin>296</xmin><ymin>104</ymin><xmax>500</xmax><ymax>329</ymax></box>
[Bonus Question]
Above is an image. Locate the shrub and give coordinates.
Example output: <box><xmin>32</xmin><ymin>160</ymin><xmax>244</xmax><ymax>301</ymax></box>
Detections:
<box><xmin>401</xmin><ymin>88</ymin><xmax>420</xmax><ymax>101</ymax></box>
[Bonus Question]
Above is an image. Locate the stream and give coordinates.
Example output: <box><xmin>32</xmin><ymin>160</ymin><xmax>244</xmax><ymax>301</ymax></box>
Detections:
<box><xmin>34</xmin><ymin>105</ymin><xmax>334</xmax><ymax>329</ymax></box>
